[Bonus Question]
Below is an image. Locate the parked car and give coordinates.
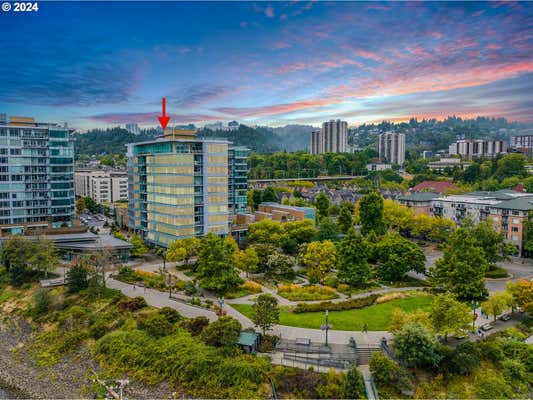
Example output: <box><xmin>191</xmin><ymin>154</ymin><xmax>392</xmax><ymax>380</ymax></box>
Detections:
<box><xmin>499</xmin><ymin>313</ymin><xmax>512</xmax><ymax>321</ymax></box>
<box><xmin>454</xmin><ymin>330</ymin><xmax>469</xmax><ymax>339</ymax></box>
<box><xmin>481</xmin><ymin>323</ymin><xmax>494</xmax><ymax>331</ymax></box>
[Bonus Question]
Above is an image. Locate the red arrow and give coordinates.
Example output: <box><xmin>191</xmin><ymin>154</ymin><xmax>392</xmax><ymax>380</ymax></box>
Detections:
<box><xmin>157</xmin><ymin>97</ymin><xmax>170</xmax><ymax>129</ymax></box>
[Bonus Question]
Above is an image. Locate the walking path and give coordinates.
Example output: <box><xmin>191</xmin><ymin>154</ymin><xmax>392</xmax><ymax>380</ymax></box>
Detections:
<box><xmin>359</xmin><ymin>365</ymin><xmax>377</xmax><ymax>400</ymax></box>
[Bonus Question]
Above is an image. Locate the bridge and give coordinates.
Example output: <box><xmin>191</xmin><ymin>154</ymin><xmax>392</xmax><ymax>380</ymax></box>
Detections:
<box><xmin>249</xmin><ymin>175</ymin><xmax>360</xmax><ymax>185</ymax></box>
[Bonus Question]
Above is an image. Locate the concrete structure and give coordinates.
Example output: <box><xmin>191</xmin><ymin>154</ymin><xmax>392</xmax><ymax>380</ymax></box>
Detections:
<box><xmin>125</xmin><ymin>123</ymin><xmax>141</xmax><ymax>135</ymax></box>
<box><xmin>366</xmin><ymin>162</ymin><xmax>392</xmax><ymax>171</ymax></box>
<box><xmin>75</xmin><ymin>169</ymin><xmax>128</xmax><ymax>203</ymax></box>
<box><xmin>127</xmin><ymin>128</ymin><xmax>248</xmax><ymax>247</ymax></box>
<box><xmin>256</xmin><ymin>202</ymin><xmax>316</xmax><ymax>224</ymax></box>
<box><xmin>448</xmin><ymin>139</ymin><xmax>507</xmax><ymax>159</ymax></box>
<box><xmin>428</xmin><ymin>157</ymin><xmax>471</xmax><ymax>172</ymax></box>
<box><xmin>0</xmin><ymin>115</ymin><xmax>75</xmax><ymax>236</ymax></box>
<box><xmin>511</xmin><ymin>135</ymin><xmax>533</xmax><ymax>149</ymax></box>
<box><xmin>378</xmin><ymin>132</ymin><xmax>405</xmax><ymax>165</ymax></box>
<box><xmin>422</xmin><ymin>150</ymin><xmax>433</xmax><ymax>159</ymax></box>
<box><xmin>310</xmin><ymin>120</ymin><xmax>348</xmax><ymax>154</ymax></box>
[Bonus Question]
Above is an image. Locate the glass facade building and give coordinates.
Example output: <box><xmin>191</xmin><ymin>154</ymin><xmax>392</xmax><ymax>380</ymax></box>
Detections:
<box><xmin>0</xmin><ymin>116</ymin><xmax>75</xmax><ymax>236</ymax></box>
<box><xmin>127</xmin><ymin>131</ymin><xmax>248</xmax><ymax>247</ymax></box>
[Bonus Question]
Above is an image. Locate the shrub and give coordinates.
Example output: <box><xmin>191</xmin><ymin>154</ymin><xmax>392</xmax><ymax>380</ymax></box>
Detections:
<box><xmin>369</xmin><ymin>352</ymin><xmax>411</xmax><ymax>392</ymax></box>
<box><xmin>137</xmin><ymin>311</ymin><xmax>174</xmax><ymax>337</ymax></box>
<box><xmin>257</xmin><ymin>334</ymin><xmax>277</xmax><ymax>353</ymax></box>
<box><xmin>158</xmin><ymin>306</ymin><xmax>182</xmax><ymax>323</ymax></box>
<box><xmin>180</xmin><ymin>316</ymin><xmax>210</xmax><ymax>336</ymax></box>
<box><xmin>293</xmin><ymin>294</ymin><xmax>379</xmax><ymax>313</ymax></box>
<box><xmin>117</xmin><ymin>296</ymin><xmax>147</xmax><ymax>312</ymax></box>
<box><xmin>376</xmin><ymin>292</ymin><xmax>407</xmax><ymax>303</ymax></box>
<box><xmin>323</xmin><ymin>275</ymin><xmax>338</xmax><ymax>288</ymax></box>
<box><xmin>336</xmin><ymin>283</ymin><xmax>351</xmax><ymax>294</ymax></box>
<box><xmin>184</xmin><ymin>281</ymin><xmax>197</xmax><ymax>296</ymax></box>
<box><xmin>485</xmin><ymin>266</ymin><xmax>509</xmax><ymax>279</ymax></box>
<box><xmin>32</xmin><ymin>288</ymin><xmax>52</xmax><ymax>317</ymax></box>
<box><xmin>277</xmin><ymin>284</ymin><xmax>338</xmax><ymax>301</ymax></box>
<box><xmin>201</xmin><ymin>316</ymin><xmax>242</xmax><ymax>348</ymax></box>
<box><xmin>440</xmin><ymin>342</ymin><xmax>481</xmax><ymax>375</ymax></box>
<box><xmin>344</xmin><ymin>366</ymin><xmax>366</xmax><ymax>399</ymax></box>
<box><xmin>241</xmin><ymin>280</ymin><xmax>262</xmax><ymax>293</ymax></box>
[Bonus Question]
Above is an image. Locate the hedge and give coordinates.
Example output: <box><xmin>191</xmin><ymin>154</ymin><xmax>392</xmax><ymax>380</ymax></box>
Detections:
<box><xmin>293</xmin><ymin>294</ymin><xmax>380</xmax><ymax>313</ymax></box>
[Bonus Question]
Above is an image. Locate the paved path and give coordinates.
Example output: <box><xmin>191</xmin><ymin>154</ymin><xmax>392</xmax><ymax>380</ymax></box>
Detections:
<box><xmin>359</xmin><ymin>365</ymin><xmax>377</xmax><ymax>400</ymax></box>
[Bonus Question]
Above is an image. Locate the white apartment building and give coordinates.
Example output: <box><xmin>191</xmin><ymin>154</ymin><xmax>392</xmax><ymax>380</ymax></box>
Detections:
<box><xmin>378</xmin><ymin>132</ymin><xmax>405</xmax><ymax>165</ymax></box>
<box><xmin>125</xmin><ymin>123</ymin><xmax>141</xmax><ymax>135</ymax></box>
<box><xmin>448</xmin><ymin>139</ymin><xmax>507</xmax><ymax>159</ymax></box>
<box><xmin>75</xmin><ymin>170</ymin><xmax>128</xmax><ymax>204</ymax></box>
<box><xmin>310</xmin><ymin>120</ymin><xmax>348</xmax><ymax>154</ymax></box>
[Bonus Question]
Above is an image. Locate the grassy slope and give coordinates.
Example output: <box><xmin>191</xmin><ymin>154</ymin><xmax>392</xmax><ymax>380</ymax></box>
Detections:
<box><xmin>232</xmin><ymin>295</ymin><xmax>433</xmax><ymax>331</ymax></box>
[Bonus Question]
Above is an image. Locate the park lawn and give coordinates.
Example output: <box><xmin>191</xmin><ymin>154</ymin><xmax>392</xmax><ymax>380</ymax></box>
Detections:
<box><xmin>232</xmin><ymin>294</ymin><xmax>433</xmax><ymax>331</ymax></box>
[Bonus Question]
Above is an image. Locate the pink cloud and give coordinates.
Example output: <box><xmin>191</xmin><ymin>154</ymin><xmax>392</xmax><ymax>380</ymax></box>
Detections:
<box><xmin>428</xmin><ymin>31</ymin><xmax>443</xmax><ymax>39</ymax></box>
<box><xmin>264</xmin><ymin>6</ymin><xmax>275</xmax><ymax>18</ymax></box>
<box><xmin>487</xmin><ymin>43</ymin><xmax>503</xmax><ymax>50</ymax></box>
<box><xmin>271</xmin><ymin>41</ymin><xmax>291</xmax><ymax>50</ymax></box>
<box><xmin>215</xmin><ymin>98</ymin><xmax>343</xmax><ymax>117</ymax></box>
<box><xmin>88</xmin><ymin>112</ymin><xmax>221</xmax><ymax>125</ymax></box>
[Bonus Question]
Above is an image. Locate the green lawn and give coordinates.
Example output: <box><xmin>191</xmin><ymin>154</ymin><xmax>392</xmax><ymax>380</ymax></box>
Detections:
<box><xmin>232</xmin><ymin>294</ymin><xmax>433</xmax><ymax>331</ymax></box>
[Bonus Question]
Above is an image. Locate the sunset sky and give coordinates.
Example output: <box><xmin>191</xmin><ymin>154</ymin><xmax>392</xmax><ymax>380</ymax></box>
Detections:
<box><xmin>1</xmin><ymin>1</ymin><xmax>532</xmax><ymax>129</ymax></box>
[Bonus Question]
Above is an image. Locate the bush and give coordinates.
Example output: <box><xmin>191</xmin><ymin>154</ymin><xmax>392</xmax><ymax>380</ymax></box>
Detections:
<box><xmin>32</xmin><ymin>288</ymin><xmax>52</xmax><ymax>317</ymax></box>
<box><xmin>180</xmin><ymin>316</ymin><xmax>210</xmax><ymax>336</ymax></box>
<box><xmin>369</xmin><ymin>352</ymin><xmax>411</xmax><ymax>393</ymax></box>
<box><xmin>323</xmin><ymin>275</ymin><xmax>338</xmax><ymax>288</ymax></box>
<box><xmin>158</xmin><ymin>306</ymin><xmax>182</xmax><ymax>323</ymax></box>
<box><xmin>344</xmin><ymin>366</ymin><xmax>365</xmax><ymax>399</ymax></box>
<box><xmin>293</xmin><ymin>294</ymin><xmax>379</xmax><ymax>313</ymax></box>
<box><xmin>137</xmin><ymin>311</ymin><xmax>174</xmax><ymax>337</ymax></box>
<box><xmin>277</xmin><ymin>284</ymin><xmax>338</xmax><ymax>301</ymax></box>
<box><xmin>117</xmin><ymin>296</ymin><xmax>147</xmax><ymax>312</ymax></box>
<box><xmin>257</xmin><ymin>334</ymin><xmax>277</xmax><ymax>353</ymax></box>
<box><xmin>184</xmin><ymin>281</ymin><xmax>197</xmax><ymax>296</ymax></box>
<box><xmin>485</xmin><ymin>266</ymin><xmax>509</xmax><ymax>279</ymax></box>
<box><xmin>440</xmin><ymin>342</ymin><xmax>481</xmax><ymax>375</ymax></box>
<box><xmin>201</xmin><ymin>316</ymin><xmax>242</xmax><ymax>348</ymax></box>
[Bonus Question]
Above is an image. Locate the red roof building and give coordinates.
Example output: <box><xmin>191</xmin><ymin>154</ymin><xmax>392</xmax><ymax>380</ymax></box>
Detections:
<box><xmin>411</xmin><ymin>180</ymin><xmax>458</xmax><ymax>194</ymax></box>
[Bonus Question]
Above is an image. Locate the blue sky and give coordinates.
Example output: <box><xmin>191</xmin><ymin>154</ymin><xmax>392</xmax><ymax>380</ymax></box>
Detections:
<box><xmin>1</xmin><ymin>1</ymin><xmax>532</xmax><ymax>130</ymax></box>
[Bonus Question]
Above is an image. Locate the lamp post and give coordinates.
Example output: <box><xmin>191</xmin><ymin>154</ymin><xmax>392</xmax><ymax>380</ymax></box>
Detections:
<box><xmin>321</xmin><ymin>309</ymin><xmax>331</xmax><ymax>348</ymax></box>
<box><xmin>168</xmin><ymin>273</ymin><xmax>172</xmax><ymax>299</ymax></box>
<box><xmin>218</xmin><ymin>296</ymin><xmax>225</xmax><ymax>316</ymax></box>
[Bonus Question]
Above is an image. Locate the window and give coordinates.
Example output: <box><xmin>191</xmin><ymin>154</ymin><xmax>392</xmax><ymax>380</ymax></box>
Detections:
<box><xmin>512</xmin><ymin>227</ymin><xmax>519</xmax><ymax>232</ymax></box>
<box><xmin>512</xmin><ymin>218</ymin><xmax>519</xmax><ymax>224</ymax></box>
<box><xmin>512</xmin><ymin>234</ymin><xmax>519</xmax><ymax>241</ymax></box>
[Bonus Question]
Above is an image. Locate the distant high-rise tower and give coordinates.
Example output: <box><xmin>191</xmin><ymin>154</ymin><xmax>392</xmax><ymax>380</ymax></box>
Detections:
<box><xmin>125</xmin><ymin>123</ymin><xmax>141</xmax><ymax>135</ymax></box>
<box><xmin>309</xmin><ymin>120</ymin><xmax>348</xmax><ymax>154</ymax></box>
<box><xmin>378</xmin><ymin>132</ymin><xmax>405</xmax><ymax>165</ymax></box>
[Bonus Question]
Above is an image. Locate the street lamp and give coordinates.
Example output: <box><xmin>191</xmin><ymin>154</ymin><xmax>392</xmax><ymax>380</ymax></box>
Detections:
<box><xmin>321</xmin><ymin>309</ymin><xmax>332</xmax><ymax>348</ymax></box>
<box><xmin>168</xmin><ymin>273</ymin><xmax>172</xmax><ymax>299</ymax></box>
<box><xmin>218</xmin><ymin>296</ymin><xmax>225</xmax><ymax>316</ymax></box>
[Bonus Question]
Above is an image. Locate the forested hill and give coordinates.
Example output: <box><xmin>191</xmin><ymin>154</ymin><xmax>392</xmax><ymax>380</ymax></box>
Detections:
<box><xmin>351</xmin><ymin>116</ymin><xmax>532</xmax><ymax>152</ymax></box>
<box><xmin>198</xmin><ymin>125</ymin><xmax>280</xmax><ymax>153</ymax></box>
<box><xmin>73</xmin><ymin>128</ymin><xmax>158</xmax><ymax>157</ymax></box>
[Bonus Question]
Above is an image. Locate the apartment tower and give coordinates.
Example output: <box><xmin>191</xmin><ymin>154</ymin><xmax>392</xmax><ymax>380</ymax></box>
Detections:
<box><xmin>378</xmin><ymin>131</ymin><xmax>406</xmax><ymax>165</ymax></box>
<box><xmin>310</xmin><ymin>120</ymin><xmax>348</xmax><ymax>154</ymax></box>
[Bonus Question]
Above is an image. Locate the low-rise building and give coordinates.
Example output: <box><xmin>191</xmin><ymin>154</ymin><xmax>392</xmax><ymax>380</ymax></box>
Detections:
<box><xmin>398</xmin><ymin>192</ymin><xmax>440</xmax><ymax>216</ymax></box>
<box><xmin>256</xmin><ymin>202</ymin><xmax>316</xmax><ymax>224</ymax></box>
<box><xmin>428</xmin><ymin>158</ymin><xmax>471</xmax><ymax>172</ymax></box>
<box><xmin>411</xmin><ymin>180</ymin><xmax>459</xmax><ymax>194</ymax></box>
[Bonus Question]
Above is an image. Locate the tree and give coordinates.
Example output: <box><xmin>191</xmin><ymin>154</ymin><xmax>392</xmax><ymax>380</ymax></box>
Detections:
<box><xmin>250</xmin><ymin>243</ymin><xmax>277</xmax><ymax>273</ymax></box>
<box><xmin>430</xmin><ymin>228</ymin><xmax>488</xmax><ymax>301</ymax></box>
<box><xmin>84</xmin><ymin>196</ymin><xmax>98</xmax><ymax>213</ymax></box>
<box><xmin>343</xmin><ymin>366</ymin><xmax>365</xmax><ymax>399</ymax></box>
<box><xmin>130</xmin><ymin>234</ymin><xmax>148</xmax><ymax>258</ymax></box>
<box><xmin>369</xmin><ymin>352</ymin><xmax>412</xmax><ymax>393</ymax></box>
<box><xmin>283</xmin><ymin>220</ymin><xmax>318</xmax><ymax>246</ymax></box>
<box><xmin>506</xmin><ymin>279</ymin><xmax>533</xmax><ymax>313</ymax></box>
<box><xmin>359</xmin><ymin>191</ymin><xmax>386</xmax><ymax>236</ymax></box>
<box><xmin>470</xmin><ymin>219</ymin><xmax>506</xmax><ymax>264</ymax></box>
<box><xmin>430</xmin><ymin>295</ymin><xmax>471</xmax><ymax>341</ymax></box>
<box><xmin>315</xmin><ymin>192</ymin><xmax>330</xmax><ymax>219</ymax></box>
<box><xmin>196</xmin><ymin>233</ymin><xmax>242</xmax><ymax>295</ymax></box>
<box><xmin>76</xmin><ymin>198</ymin><xmax>85</xmax><ymax>215</ymax></box>
<box><xmin>30</xmin><ymin>237</ymin><xmax>59</xmax><ymax>279</ymax></box>
<box><xmin>337</xmin><ymin>228</ymin><xmax>371</xmax><ymax>287</ymax></box>
<box><xmin>200</xmin><ymin>316</ymin><xmax>242</xmax><ymax>348</ymax></box>
<box><xmin>262</xmin><ymin>186</ymin><xmax>277</xmax><ymax>202</ymax></box>
<box><xmin>375</xmin><ymin>233</ymin><xmax>425</xmax><ymax>282</ymax></box>
<box><xmin>251</xmin><ymin>189</ymin><xmax>263</xmax><ymax>210</ymax></box>
<box><xmin>66</xmin><ymin>264</ymin><xmax>89</xmax><ymax>293</ymax></box>
<box><xmin>481</xmin><ymin>291</ymin><xmax>513</xmax><ymax>321</ymax></box>
<box><xmin>251</xmin><ymin>294</ymin><xmax>280</xmax><ymax>334</ymax></box>
<box><xmin>265</xmin><ymin>253</ymin><xmax>296</xmax><ymax>278</ymax></box>
<box><xmin>393</xmin><ymin>322</ymin><xmax>442</xmax><ymax>368</ymax></box>
<box><xmin>234</xmin><ymin>247</ymin><xmax>259</xmax><ymax>277</ymax></box>
<box><xmin>383</xmin><ymin>199</ymin><xmax>414</xmax><ymax>233</ymax></box>
<box><xmin>337</xmin><ymin>204</ymin><xmax>354</xmax><ymax>234</ymax></box>
<box><xmin>247</xmin><ymin>219</ymin><xmax>287</xmax><ymax>247</ymax></box>
<box><xmin>317</xmin><ymin>218</ymin><xmax>340</xmax><ymax>241</ymax></box>
<box><xmin>167</xmin><ymin>237</ymin><xmax>201</xmax><ymax>264</ymax></box>
<box><xmin>494</xmin><ymin>153</ymin><xmax>526</xmax><ymax>181</ymax></box>
<box><xmin>302</xmin><ymin>240</ymin><xmax>337</xmax><ymax>284</ymax></box>
<box><xmin>389</xmin><ymin>308</ymin><xmax>432</xmax><ymax>333</ymax></box>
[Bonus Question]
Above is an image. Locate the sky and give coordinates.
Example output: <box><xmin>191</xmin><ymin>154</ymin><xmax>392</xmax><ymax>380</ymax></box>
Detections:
<box><xmin>1</xmin><ymin>1</ymin><xmax>532</xmax><ymax>130</ymax></box>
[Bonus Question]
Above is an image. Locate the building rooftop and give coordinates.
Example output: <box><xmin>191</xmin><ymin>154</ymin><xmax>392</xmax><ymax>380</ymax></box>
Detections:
<box><xmin>260</xmin><ymin>202</ymin><xmax>315</xmax><ymax>211</ymax></box>
<box><xmin>398</xmin><ymin>192</ymin><xmax>440</xmax><ymax>202</ymax></box>
<box><xmin>411</xmin><ymin>180</ymin><xmax>458</xmax><ymax>194</ymax></box>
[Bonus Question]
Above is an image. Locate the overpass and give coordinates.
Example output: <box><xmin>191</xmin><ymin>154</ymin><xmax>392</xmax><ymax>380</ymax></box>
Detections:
<box><xmin>249</xmin><ymin>175</ymin><xmax>360</xmax><ymax>185</ymax></box>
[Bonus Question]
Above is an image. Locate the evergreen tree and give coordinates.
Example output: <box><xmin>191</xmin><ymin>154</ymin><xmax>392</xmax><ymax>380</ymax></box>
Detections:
<box><xmin>337</xmin><ymin>204</ymin><xmax>354</xmax><ymax>234</ymax></box>
<box><xmin>317</xmin><ymin>218</ymin><xmax>340</xmax><ymax>241</ymax></box>
<box><xmin>262</xmin><ymin>186</ymin><xmax>278</xmax><ymax>202</ymax></box>
<box><xmin>315</xmin><ymin>192</ymin><xmax>330</xmax><ymax>219</ymax></box>
<box><xmin>430</xmin><ymin>228</ymin><xmax>488</xmax><ymax>301</ymax></box>
<box><xmin>344</xmin><ymin>366</ymin><xmax>366</xmax><ymax>399</ymax></box>
<box><xmin>66</xmin><ymin>264</ymin><xmax>89</xmax><ymax>293</ymax></box>
<box><xmin>337</xmin><ymin>228</ymin><xmax>371</xmax><ymax>287</ymax></box>
<box><xmin>359</xmin><ymin>191</ymin><xmax>386</xmax><ymax>236</ymax></box>
<box><xmin>251</xmin><ymin>294</ymin><xmax>280</xmax><ymax>334</ymax></box>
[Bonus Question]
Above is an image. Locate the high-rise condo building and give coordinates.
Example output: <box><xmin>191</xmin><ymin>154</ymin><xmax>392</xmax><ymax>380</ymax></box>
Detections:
<box><xmin>75</xmin><ymin>169</ymin><xmax>128</xmax><ymax>203</ymax></box>
<box><xmin>378</xmin><ymin>131</ymin><xmax>405</xmax><ymax>165</ymax></box>
<box><xmin>448</xmin><ymin>139</ymin><xmax>507</xmax><ymax>159</ymax></box>
<box><xmin>310</xmin><ymin>120</ymin><xmax>348</xmax><ymax>154</ymax></box>
<box><xmin>125</xmin><ymin>123</ymin><xmax>141</xmax><ymax>135</ymax></box>
<box><xmin>127</xmin><ymin>128</ymin><xmax>248</xmax><ymax>247</ymax></box>
<box><xmin>0</xmin><ymin>115</ymin><xmax>75</xmax><ymax>236</ymax></box>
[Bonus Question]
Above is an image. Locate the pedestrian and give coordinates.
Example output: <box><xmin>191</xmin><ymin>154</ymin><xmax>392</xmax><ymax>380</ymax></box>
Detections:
<box><xmin>133</xmin><ymin>284</ymin><xmax>136</xmax><ymax>290</ymax></box>
<box><xmin>362</xmin><ymin>323</ymin><xmax>368</xmax><ymax>333</ymax></box>
<box><xmin>144</xmin><ymin>286</ymin><xmax>146</xmax><ymax>294</ymax></box>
